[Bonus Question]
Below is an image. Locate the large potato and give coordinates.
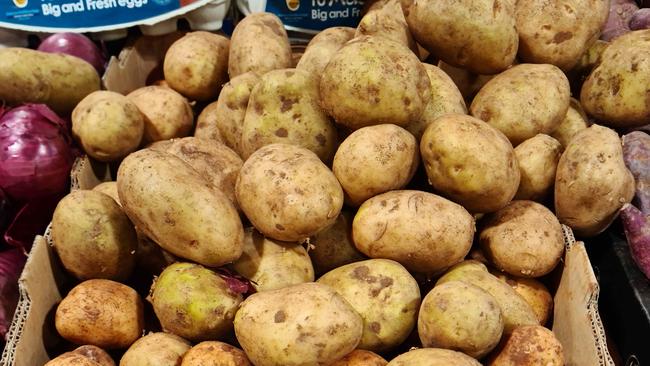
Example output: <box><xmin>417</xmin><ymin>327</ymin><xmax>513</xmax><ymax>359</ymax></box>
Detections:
<box><xmin>46</xmin><ymin>346</ymin><xmax>114</xmax><ymax>366</ymax></box>
<box><xmin>235</xmin><ymin>143</ymin><xmax>343</xmax><ymax>242</ymax></box>
<box><xmin>352</xmin><ymin>190</ymin><xmax>474</xmax><ymax>274</ymax></box>
<box><xmin>51</xmin><ymin>190</ymin><xmax>137</xmax><ymax>281</ymax></box>
<box><xmin>420</xmin><ymin>114</ymin><xmax>519</xmax><ymax>213</ymax></box>
<box><xmin>580</xmin><ymin>30</ymin><xmax>650</xmax><ymax>128</ymax></box>
<box><xmin>331</xmin><ymin>350</ymin><xmax>388</xmax><ymax>366</ymax></box>
<box><xmin>309</xmin><ymin>210</ymin><xmax>366</xmax><ymax>275</ymax></box>
<box><xmin>231</xmin><ymin>228</ymin><xmax>314</xmax><ymax>292</ymax></box>
<box><xmin>488</xmin><ymin>325</ymin><xmax>564</xmax><ymax>366</ymax></box>
<box><xmin>127</xmin><ymin>86</ymin><xmax>193</xmax><ymax>143</ymax></box>
<box><xmin>241</xmin><ymin>69</ymin><xmax>338</xmax><ymax>161</ymax></box>
<box><xmin>470</xmin><ymin>64</ymin><xmax>571</xmax><ymax>146</ymax></box>
<box><xmin>320</xmin><ymin>36</ymin><xmax>431</xmax><ymax>130</ymax></box>
<box><xmin>437</xmin><ymin>260</ymin><xmax>538</xmax><ymax>333</ymax></box>
<box><xmin>181</xmin><ymin>341</ymin><xmax>251</xmax><ymax>366</ymax></box>
<box><xmin>163</xmin><ymin>31</ymin><xmax>229</xmax><ymax>101</ymax></box>
<box><xmin>72</xmin><ymin>91</ymin><xmax>144</xmax><ymax>162</ymax></box>
<box><xmin>296</xmin><ymin>27</ymin><xmax>356</xmax><ymax>76</ymax></box>
<box><xmin>55</xmin><ymin>279</ymin><xmax>144</xmax><ymax>349</ymax></box>
<box><xmin>333</xmin><ymin>124</ymin><xmax>419</xmax><ymax>206</ymax></box>
<box><xmin>418</xmin><ymin>281</ymin><xmax>503</xmax><ymax>359</ymax></box>
<box><xmin>492</xmin><ymin>272</ymin><xmax>554</xmax><ymax>325</ymax></box>
<box><xmin>0</xmin><ymin>48</ymin><xmax>99</xmax><ymax>114</ymax></box>
<box><xmin>406</xmin><ymin>64</ymin><xmax>467</xmax><ymax>140</ymax></box>
<box><xmin>117</xmin><ymin>149</ymin><xmax>244</xmax><ymax>267</ymax></box>
<box><xmin>228</xmin><ymin>12</ymin><xmax>292</xmax><ymax>78</ymax></box>
<box><xmin>387</xmin><ymin>348</ymin><xmax>482</xmax><ymax>366</ymax></box>
<box><xmin>355</xmin><ymin>0</ymin><xmax>417</xmax><ymax>52</ymax></box>
<box><xmin>480</xmin><ymin>201</ymin><xmax>564</xmax><ymax>277</ymax></box>
<box><xmin>516</xmin><ymin>0</ymin><xmax>609</xmax><ymax>70</ymax></box>
<box><xmin>551</xmin><ymin>98</ymin><xmax>590</xmax><ymax>148</ymax></box>
<box><xmin>402</xmin><ymin>0</ymin><xmax>518</xmax><ymax>74</ymax></box>
<box><xmin>120</xmin><ymin>332</ymin><xmax>191</xmax><ymax>366</ymax></box>
<box><xmin>151</xmin><ymin>262</ymin><xmax>243</xmax><ymax>341</ymax></box>
<box><xmin>513</xmin><ymin>135</ymin><xmax>563</xmax><ymax>202</ymax></box>
<box><xmin>234</xmin><ymin>282</ymin><xmax>363</xmax><ymax>366</ymax></box>
<box><xmin>555</xmin><ymin>125</ymin><xmax>635</xmax><ymax>236</ymax></box>
<box><xmin>317</xmin><ymin>259</ymin><xmax>421</xmax><ymax>352</ymax></box>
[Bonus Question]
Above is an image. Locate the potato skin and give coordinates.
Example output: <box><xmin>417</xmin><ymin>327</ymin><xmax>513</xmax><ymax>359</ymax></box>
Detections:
<box><xmin>309</xmin><ymin>211</ymin><xmax>366</xmax><ymax>275</ymax></box>
<box><xmin>438</xmin><ymin>61</ymin><xmax>495</xmax><ymax>102</ymax></box>
<box><xmin>333</xmin><ymin>124</ymin><xmax>419</xmax><ymax>206</ymax></box>
<box><xmin>234</xmin><ymin>282</ymin><xmax>363</xmax><ymax>366</ymax></box>
<box><xmin>120</xmin><ymin>332</ymin><xmax>191</xmax><ymax>366</ymax></box>
<box><xmin>228</xmin><ymin>12</ymin><xmax>292</xmax><ymax>78</ymax></box>
<box><xmin>555</xmin><ymin>125</ymin><xmax>635</xmax><ymax>236</ymax></box>
<box><xmin>418</xmin><ymin>281</ymin><xmax>503</xmax><ymax>359</ymax></box>
<box><xmin>127</xmin><ymin>86</ymin><xmax>194</xmax><ymax>144</ymax></box>
<box><xmin>51</xmin><ymin>190</ymin><xmax>137</xmax><ymax>281</ymax></box>
<box><xmin>117</xmin><ymin>149</ymin><xmax>244</xmax><ymax>267</ymax></box>
<box><xmin>488</xmin><ymin>325</ymin><xmax>564</xmax><ymax>366</ymax></box>
<box><xmin>93</xmin><ymin>182</ymin><xmax>120</xmax><ymax>205</ymax></box>
<box><xmin>514</xmin><ymin>135</ymin><xmax>562</xmax><ymax>201</ymax></box>
<box><xmin>420</xmin><ymin>114</ymin><xmax>520</xmax><ymax>213</ymax></box>
<box><xmin>163</xmin><ymin>31</ymin><xmax>229</xmax><ymax>101</ymax></box>
<box><xmin>0</xmin><ymin>48</ymin><xmax>100</xmax><ymax>115</ymax></box>
<box><xmin>151</xmin><ymin>263</ymin><xmax>243</xmax><ymax>342</ymax></box>
<box><xmin>194</xmin><ymin>102</ymin><xmax>225</xmax><ymax>144</ymax></box>
<box><xmin>387</xmin><ymin>348</ymin><xmax>482</xmax><ymax>366</ymax></box>
<box><xmin>235</xmin><ymin>143</ymin><xmax>343</xmax><ymax>242</ymax></box>
<box><xmin>492</xmin><ymin>272</ymin><xmax>553</xmax><ymax>325</ymax></box>
<box><xmin>580</xmin><ymin>30</ymin><xmax>650</xmax><ymax>128</ymax></box>
<box><xmin>331</xmin><ymin>350</ymin><xmax>388</xmax><ymax>366</ymax></box>
<box><xmin>320</xmin><ymin>36</ymin><xmax>431</xmax><ymax>130</ymax></box>
<box><xmin>551</xmin><ymin>98</ymin><xmax>590</xmax><ymax>148</ymax></box>
<box><xmin>241</xmin><ymin>69</ymin><xmax>337</xmax><ymax>162</ymax></box>
<box><xmin>470</xmin><ymin>64</ymin><xmax>571</xmax><ymax>146</ymax></box>
<box><xmin>71</xmin><ymin>346</ymin><xmax>115</xmax><ymax>366</ymax></box>
<box><xmin>403</xmin><ymin>0</ymin><xmax>518</xmax><ymax>74</ymax></box>
<box><xmin>296</xmin><ymin>27</ymin><xmax>356</xmax><ymax>76</ymax></box>
<box><xmin>181</xmin><ymin>341</ymin><xmax>251</xmax><ymax>366</ymax></box>
<box><xmin>355</xmin><ymin>0</ymin><xmax>417</xmax><ymax>52</ymax></box>
<box><xmin>47</xmin><ymin>346</ymin><xmax>115</xmax><ymax>366</ymax></box>
<box><xmin>55</xmin><ymin>279</ymin><xmax>144</xmax><ymax>349</ymax></box>
<box><xmin>352</xmin><ymin>190</ymin><xmax>475</xmax><ymax>274</ymax></box>
<box><xmin>72</xmin><ymin>91</ymin><xmax>144</xmax><ymax>162</ymax></box>
<box><xmin>317</xmin><ymin>259</ymin><xmax>421</xmax><ymax>352</ymax></box>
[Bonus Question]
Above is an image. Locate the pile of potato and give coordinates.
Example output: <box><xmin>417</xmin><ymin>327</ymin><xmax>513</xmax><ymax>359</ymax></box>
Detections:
<box><xmin>28</xmin><ymin>0</ymin><xmax>650</xmax><ymax>363</ymax></box>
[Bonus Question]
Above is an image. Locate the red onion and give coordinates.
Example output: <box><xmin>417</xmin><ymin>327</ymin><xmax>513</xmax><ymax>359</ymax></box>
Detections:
<box><xmin>0</xmin><ymin>104</ymin><xmax>75</xmax><ymax>203</ymax></box>
<box><xmin>0</xmin><ymin>248</ymin><xmax>26</xmax><ymax>339</ymax></box>
<box><xmin>37</xmin><ymin>33</ymin><xmax>106</xmax><ymax>74</ymax></box>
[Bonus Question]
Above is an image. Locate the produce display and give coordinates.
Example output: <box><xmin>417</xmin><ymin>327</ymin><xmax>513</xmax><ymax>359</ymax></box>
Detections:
<box><xmin>2</xmin><ymin>0</ymin><xmax>650</xmax><ymax>363</ymax></box>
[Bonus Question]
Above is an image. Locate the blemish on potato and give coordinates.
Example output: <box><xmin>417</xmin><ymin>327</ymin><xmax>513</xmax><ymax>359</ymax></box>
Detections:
<box><xmin>275</xmin><ymin>128</ymin><xmax>288</xmax><ymax>137</ymax></box>
<box><xmin>274</xmin><ymin>310</ymin><xmax>286</xmax><ymax>323</ymax></box>
<box><xmin>369</xmin><ymin>322</ymin><xmax>381</xmax><ymax>333</ymax></box>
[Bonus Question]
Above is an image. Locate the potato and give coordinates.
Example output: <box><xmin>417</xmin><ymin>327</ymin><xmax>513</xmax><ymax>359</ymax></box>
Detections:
<box><xmin>228</xmin><ymin>12</ymin><xmax>292</xmax><ymax>78</ymax></box>
<box><xmin>235</xmin><ymin>143</ymin><xmax>343</xmax><ymax>242</ymax></box>
<box><xmin>151</xmin><ymin>262</ymin><xmax>243</xmax><ymax>341</ymax></box>
<box><xmin>195</xmin><ymin>72</ymin><xmax>260</xmax><ymax>156</ymax></box>
<box><xmin>181</xmin><ymin>341</ymin><xmax>251</xmax><ymax>366</ymax></box>
<box><xmin>492</xmin><ymin>272</ymin><xmax>554</xmax><ymax>325</ymax></box>
<box><xmin>51</xmin><ymin>190</ymin><xmax>137</xmax><ymax>281</ymax></box>
<box><xmin>555</xmin><ymin>125</ymin><xmax>635</xmax><ymax>236</ymax></box>
<box><xmin>580</xmin><ymin>30</ymin><xmax>650</xmax><ymax>128</ymax></box>
<box><xmin>127</xmin><ymin>86</ymin><xmax>194</xmax><ymax>144</ymax></box>
<box><xmin>320</xmin><ymin>36</ymin><xmax>431</xmax><ymax>130</ymax></box>
<box><xmin>513</xmin><ymin>135</ymin><xmax>563</xmax><ymax>201</ymax></box>
<box><xmin>420</xmin><ymin>114</ymin><xmax>520</xmax><ymax>213</ymax></box>
<box><xmin>231</xmin><ymin>228</ymin><xmax>314</xmax><ymax>292</ymax></box>
<box><xmin>387</xmin><ymin>348</ymin><xmax>482</xmax><ymax>366</ymax></box>
<box><xmin>333</xmin><ymin>124</ymin><xmax>419</xmax><ymax>206</ymax></box>
<box><xmin>480</xmin><ymin>201</ymin><xmax>565</xmax><ymax>277</ymax></box>
<box><xmin>418</xmin><ymin>281</ymin><xmax>503</xmax><ymax>359</ymax></box>
<box><xmin>93</xmin><ymin>182</ymin><xmax>120</xmax><ymax>205</ymax></box>
<box><xmin>46</xmin><ymin>345</ymin><xmax>115</xmax><ymax>366</ymax></box>
<box><xmin>55</xmin><ymin>279</ymin><xmax>144</xmax><ymax>349</ymax></box>
<box><xmin>406</xmin><ymin>64</ymin><xmax>467</xmax><ymax>139</ymax></box>
<box><xmin>70</xmin><ymin>346</ymin><xmax>115</xmax><ymax>366</ymax></box>
<box><xmin>470</xmin><ymin>64</ymin><xmax>571</xmax><ymax>146</ymax></box>
<box><xmin>117</xmin><ymin>149</ymin><xmax>244</xmax><ymax>267</ymax></box>
<box><xmin>120</xmin><ymin>332</ymin><xmax>191</xmax><ymax>366</ymax></box>
<box><xmin>0</xmin><ymin>48</ymin><xmax>100</xmax><ymax>115</ymax></box>
<box><xmin>164</xmin><ymin>137</ymin><xmax>243</xmax><ymax>209</ymax></box>
<box><xmin>352</xmin><ymin>190</ymin><xmax>475</xmax><ymax>274</ymax></box>
<box><xmin>551</xmin><ymin>98</ymin><xmax>590</xmax><ymax>148</ymax></box>
<box><xmin>241</xmin><ymin>69</ymin><xmax>337</xmax><ymax>161</ymax></box>
<box><xmin>163</xmin><ymin>31</ymin><xmax>229</xmax><ymax>101</ymax></box>
<box><xmin>331</xmin><ymin>350</ymin><xmax>387</xmax><ymax>366</ymax></box>
<box><xmin>71</xmin><ymin>91</ymin><xmax>144</xmax><ymax>162</ymax></box>
<box><xmin>355</xmin><ymin>0</ymin><xmax>417</xmax><ymax>52</ymax></box>
<box><xmin>234</xmin><ymin>282</ymin><xmax>363</xmax><ymax>366</ymax></box>
<box><xmin>134</xmin><ymin>231</ymin><xmax>177</xmax><ymax>275</ymax></box>
<box><xmin>575</xmin><ymin>39</ymin><xmax>609</xmax><ymax>73</ymax></box>
<box><xmin>515</xmin><ymin>0</ymin><xmax>608</xmax><ymax>70</ymax></box>
<box><xmin>296</xmin><ymin>27</ymin><xmax>356</xmax><ymax>76</ymax></box>
<box><xmin>487</xmin><ymin>325</ymin><xmax>564</xmax><ymax>366</ymax></box>
<box><xmin>402</xmin><ymin>0</ymin><xmax>518</xmax><ymax>75</ymax></box>
<box><xmin>317</xmin><ymin>259</ymin><xmax>421</xmax><ymax>352</ymax></box>
<box><xmin>309</xmin><ymin>210</ymin><xmax>366</xmax><ymax>275</ymax></box>
<box><xmin>438</xmin><ymin>61</ymin><xmax>495</xmax><ymax>101</ymax></box>
<box><xmin>437</xmin><ymin>260</ymin><xmax>538</xmax><ymax>333</ymax></box>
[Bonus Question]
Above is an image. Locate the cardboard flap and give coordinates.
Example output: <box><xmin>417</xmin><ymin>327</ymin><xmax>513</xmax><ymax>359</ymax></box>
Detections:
<box><xmin>70</xmin><ymin>155</ymin><xmax>113</xmax><ymax>191</ymax></box>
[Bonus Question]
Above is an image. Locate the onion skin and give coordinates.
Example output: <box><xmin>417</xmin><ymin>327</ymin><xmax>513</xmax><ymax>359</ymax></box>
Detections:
<box><xmin>620</xmin><ymin>203</ymin><xmax>650</xmax><ymax>280</ymax></box>
<box><xmin>37</xmin><ymin>33</ymin><xmax>105</xmax><ymax>74</ymax></box>
<box><xmin>623</xmin><ymin>131</ymin><xmax>650</xmax><ymax>215</ymax></box>
<box><xmin>630</xmin><ymin>8</ymin><xmax>650</xmax><ymax>30</ymax></box>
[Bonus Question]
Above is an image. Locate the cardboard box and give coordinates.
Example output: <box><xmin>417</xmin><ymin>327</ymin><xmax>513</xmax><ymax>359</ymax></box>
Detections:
<box><xmin>0</xmin><ymin>33</ymin><xmax>617</xmax><ymax>365</ymax></box>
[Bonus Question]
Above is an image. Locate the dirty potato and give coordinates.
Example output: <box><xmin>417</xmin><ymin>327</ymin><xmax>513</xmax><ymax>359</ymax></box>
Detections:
<box><xmin>492</xmin><ymin>272</ymin><xmax>554</xmax><ymax>325</ymax></box>
<box><xmin>194</xmin><ymin>102</ymin><xmax>225</xmax><ymax>144</ymax></box>
<box><xmin>296</xmin><ymin>27</ymin><xmax>356</xmax><ymax>76</ymax></box>
<box><xmin>93</xmin><ymin>182</ymin><xmax>120</xmax><ymax>205</ymax></box>
<box><xmin>387</xmin><ymin>348</ymin><xmax>482</xmax><ymax>366</ymax></box>
<box><xmin>355</xmin><ymin>0</ymin><xmax>417</xmax><ymax>52</ymax></box>
<box><xmin>488</xmin><ymin>325</ymin><xmax>564</xmax><ymax>366</ymax></box>
<box><xmin>120</xmin><ymin>332</ymin><xmax>191</xmax><ymax>366</ymax></box>
<box><xmin>551</xmin><ymin>98</ymin><xmax>590</xmax><ymax>148</ymax></box>
<box><xmin>513</xmin><ymin>135</ymin><xmax>563</xmax><ymax>202</ymax></box>
<box><xmin>127</xmin><ymin>86</ymin><xmax>194</xmax><ymax>143</ymax></box>
<box><xmin>46</xmin><ymin>346</ymin><xmax>115</xmax><ymax>366</ymax></box>
<box><xmin>331</xmin><ymin>350</ymin><xmax>388</xmax><ymax>366</ymax></box>
<box><xmin>309</xmin><ymin>210</ymin><xmax>366</xmax><ymax>275</ymax></box>
<box><xmin>181</xmin><ymin>341</ymin><xmax>251</xmax><ymax>366</ymax></box>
